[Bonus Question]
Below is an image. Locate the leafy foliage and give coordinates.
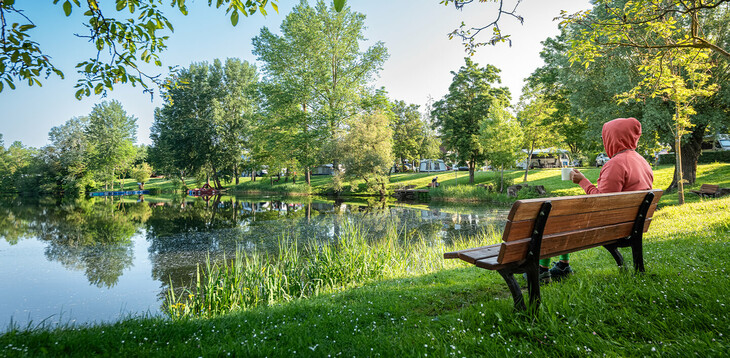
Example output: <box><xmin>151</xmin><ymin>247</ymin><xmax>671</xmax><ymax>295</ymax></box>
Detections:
<box><xmin>479</xmin><ymin>105</ymin><xmax>521</xmax><ymax>192</ymax></box>
<box><xmin>560</xmin><ymin>0</ymin><xmax>729</xmax><ymax>201</ymax></box>
<box><xmin>85</xmin><ymin>100</ymin><xmax>138</xmax><ymax>190</ymax></box>
<box><xmin>0</xmin><ymin>0</ymin><xmax>278</xmax><ymax>98</ymax></box>
<box><xmin>432</xmin><ymin>58</ymin><xmax>511</xmax><ymax>184</ymax></box>
<box><xmin>340</xmin><ymin>110</ymin><xmax>394</xmax><ymax>195</ymax></box>
<box><xmin>252</xmin><ymin>0</ymin><xmax>387</xmax><ymax>183</ymax></box>
<box><xmin>149</xmin><ymin>59</ymin><xmax>260</xmax><ymax>187</ymax></box>
<box><xmin>441</xmin><ymin>0</ymin><xmax>524</xmax><ymax>54</ymax></box>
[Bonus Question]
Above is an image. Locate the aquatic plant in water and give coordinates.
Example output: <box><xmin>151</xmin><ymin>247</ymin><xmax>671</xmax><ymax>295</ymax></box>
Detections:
<box><xmin>165</xmin><ymin>221</ymin><xmax>502</xmax><ymax>318</ymax></box>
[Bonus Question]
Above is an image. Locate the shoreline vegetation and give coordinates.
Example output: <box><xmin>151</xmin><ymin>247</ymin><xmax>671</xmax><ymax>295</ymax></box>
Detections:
<box><xmin>2</xmin><ymin>164</ymin><xmax>729</xmax><ymax>356</ymax></box>
<box><xmin>97</xmin><ymin>163</ymin><xmax>730</xmax><ymax>207</ymax></box>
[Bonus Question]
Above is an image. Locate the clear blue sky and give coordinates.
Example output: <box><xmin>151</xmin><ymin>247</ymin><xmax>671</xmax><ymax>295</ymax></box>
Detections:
<box><xmin>0</xmin><ymin>0</ymin><xmax>591</xmax><ymax>148</ymax></box>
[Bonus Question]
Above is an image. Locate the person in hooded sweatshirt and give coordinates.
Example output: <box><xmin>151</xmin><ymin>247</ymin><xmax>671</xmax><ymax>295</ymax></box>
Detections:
<box><xmin>539</xmin><ymin>117</ymin><xmax>654</xmax><ymax>283</ymax></box>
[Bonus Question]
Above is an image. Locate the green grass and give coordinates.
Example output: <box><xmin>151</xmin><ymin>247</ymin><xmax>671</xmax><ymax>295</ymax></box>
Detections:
<box><xmin>13</xmin><ymin>164</ymin><xmax>726</xmax><ymax>356</ymax></box>
<box><xmin>2</xmin><ymin>196</ymin><xmax>730</xmax><ymax>356</ymax></box>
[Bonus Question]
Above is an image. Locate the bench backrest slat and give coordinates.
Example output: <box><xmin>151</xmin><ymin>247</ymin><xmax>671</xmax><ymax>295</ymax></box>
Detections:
<box><xmin>498</xmin><ymin>220</ymin><xmax>652</xmax><ymax>264</ymax></box>
<box><xmin>701</xmin><ymin>184</ymin><xmax>719</xmax><ymax>192</ymax></box>
<box><xmin>506</xmin><ymin>191</ymin><xmax>661</xmax><ymax>222</ymax></box>
<box><xmin>497</xmin><ymin>189</ymin><xmax>662</xmax><ymax>265</ymax></box>
<box><xmin>503</xmin><ymin>203</ymin><xmax>657</xmax><ymax>242</ymax></box>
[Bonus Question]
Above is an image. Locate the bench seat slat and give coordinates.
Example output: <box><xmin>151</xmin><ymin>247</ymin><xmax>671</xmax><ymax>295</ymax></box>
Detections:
<box><xmin>475</xmin><ymin>256</ymin><xmax>504</xmax><ymax>270</ymax></box>
<box><xmin>507</xmin><ymin>190</ymin><xmax>662</xmax><ymax>222</ymax></box>
<box><xmin>502</xmin><ymin>203</ymin><xmax>657</xmax><ymax>242</ymax></box>
<box><xmin>498</xmin><ymin>220</ymin><xmax>651</xmax><ymax>264</ymax></box>
<box><xmin>444</xmin><ymin>244</ymin><xmax>501</xmax><ymax>263</ymax></box>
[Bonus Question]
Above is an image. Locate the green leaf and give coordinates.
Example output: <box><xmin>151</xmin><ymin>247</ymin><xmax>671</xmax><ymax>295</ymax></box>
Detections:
<box><xmin>94</xmin><ymin>83</ymin><xmax>104</xmax><ymax>94</ymax></box>
<box><xmin>75</xmin><ymin>88</ymin><xmax>84</xmax><ymax>99</ymax></box>
<box><xmin>116</xmin><ymin>0</ymin><xmax>126</xmax><ymax>11</ymax></box>
<box><xmin>333</xmin><ymin>0</ymin><xmax>345</xmax><ymax>12</ymax></box>
<box><xmin>5</xmin><ymin>0</ymin><xmax>15</xmax><ymax>5</ymax></box>
<box><xmin>63</xmin><ymin>1</ymin><xmax>72</xmax><ymax>16</ymax></box>
<box><xmin>0</xmin><ymin>81</ymin><xmax>3</xmax><ymax>92</ymax></box>
<box><xmin>271</xmin><ymin>2</ymin><xmax>278</xmax><ymax>13</ymax></box>
<box><xmin>230</xmin><ymin>11</ymin><xmax>239</xmax><ymax>26</ymax></box>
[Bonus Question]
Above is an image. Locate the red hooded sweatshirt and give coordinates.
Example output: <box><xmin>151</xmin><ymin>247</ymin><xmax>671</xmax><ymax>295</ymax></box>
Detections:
<box><xmin>579</xmin><ymin>117</ymin><xmax>654</xmax><ymax>194</ymax></box>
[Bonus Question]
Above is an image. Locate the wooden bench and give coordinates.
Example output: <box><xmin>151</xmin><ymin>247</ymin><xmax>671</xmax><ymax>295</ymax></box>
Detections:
<box><xmin>690</xmin><ymin>184</ymin><xmax>720</xmax><ymax>198</ymax></box>
<box><xmin>444</xmin><ymin>189</ymin><xmax>663</xmax><ymax>313</ymax></box>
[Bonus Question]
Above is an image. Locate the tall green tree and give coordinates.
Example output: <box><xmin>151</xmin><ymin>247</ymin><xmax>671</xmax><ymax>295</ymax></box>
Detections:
<box><xmin>526</xmin><ymin>34</ymin><xmax>590</xmax><ymax>159</ymax></box>
<box><xmin>0</xmin><ymin>0</ymin><xmax>277</xmax><ymax>98</ymax></box>
<box><xmin>150</xmin><ymin>59</ymin><xmax>259</xmax><ymax>188</ymax></box>
<box><xmin>340</xmin><ymin>110</ymin><xmax>394</xmax><ymax>196</ymax></box>
<box><xmin>252</xmin><ymin>0</ymin><xmax>388</xmax><ymax>183</ymax></box>
<box><xmin>431</xmin><ymin>58</ymin><xmax>511</xmax><ymax>184</ymax></box>
<box><xmin>391</xmin><ymin>100</ymin><xmax>425</xmax><ymax>171</ymax></box>
<box><xmin>479</xmin><ymin>106</ymin><xmax>522</xmax><ymax>192</ymax></box>
<box><xmin>211</xmin><ymin>58</ymin><xmax>261</xmax><ymax>185</ymax></box>
<box><xmin>516</xmin><ymin>86</ymin><xmax>558</xmax><ymax>182</ymax></box>
<box><xmin>0</xmin><ymin>136</ymin><xmax>39</xmax><ymax>193</ymax></box>
<box><xmin>85</xmin><ymin>100</ymin><xmax>138</xmax><ymax>190</ymax></box>
<box><xmin>42</xmin><ymin>117</ymin><xmax>92</xmax><ymax>194</ymax></box>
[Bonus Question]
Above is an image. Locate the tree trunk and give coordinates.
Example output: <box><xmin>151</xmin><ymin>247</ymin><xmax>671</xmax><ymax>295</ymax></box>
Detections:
<box><xmin>500</xmin><ymin>165</ymin><xmax>505</xmax><ymax>193</ymax></box>
<box><xmin>211</xmin><ymin>165</ymin><xmax>222</xmax><ymax>189</ymax></box>
<box><xmin>523</xmin><ymin>142</ymin><xmax>534</xmax><ymax>182</ymax></box>
<box><xmin>306</xmin><ymin>168</ymin><xmax>311</xmax><ymax>186</ymax></box>
<box><xmin>667</xmin><ymin>123</ymin><xmax>705</xmax><ymax>194</ymax></box>
<box><xmin>234</xmin><ymin>163</ymin><xmax>239</xmax><ymax>185</ymax></box>
<box><xmin>468</xmin><ymin>160</ymin><xmax>475</xmax><ymax>184</ymax></box>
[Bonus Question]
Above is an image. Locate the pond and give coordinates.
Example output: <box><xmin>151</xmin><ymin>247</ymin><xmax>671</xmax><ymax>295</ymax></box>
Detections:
<box><xmin>0</xmin><ymin>195</ymin><xmax>509</xmax><ymax>330</ymax></box>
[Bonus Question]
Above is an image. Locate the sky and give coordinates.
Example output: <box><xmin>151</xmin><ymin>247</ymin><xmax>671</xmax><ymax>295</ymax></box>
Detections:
<box><xmin>0</xmin><ymin>0</ymin><xmax>592</xmax><ymax>148</ymax></box>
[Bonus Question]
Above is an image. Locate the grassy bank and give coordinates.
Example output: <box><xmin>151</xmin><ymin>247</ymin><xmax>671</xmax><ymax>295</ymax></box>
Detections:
<box><xmin>2</xmin><ymin>195</ymin><xmax>729</xmax><ymax>356</ymax></box>
<box><xmin>109</xmin><ymin>163</ymin><xmax>730</xmax><ymax>207</ymax></box>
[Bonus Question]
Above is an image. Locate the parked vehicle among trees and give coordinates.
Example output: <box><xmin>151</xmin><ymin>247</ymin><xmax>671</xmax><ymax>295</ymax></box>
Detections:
<box><xmin>701</xmin><ymin>134</ymin><xmax>730</xmax><ymax>152</ymax></box>
<box><xmin>596</xmin><ymin>153</ymin><xmax>610</xmax><ymax>167</ymax></box>
<box><xmin>517</xmin><ymin>149</ymin><xmax>570</xmax><ymax>169</ymax></box>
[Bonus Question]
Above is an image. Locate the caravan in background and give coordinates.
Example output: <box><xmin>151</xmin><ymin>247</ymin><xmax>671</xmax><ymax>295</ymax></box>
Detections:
<box><xmin>517</xmin><ymin>149</ymin><xmax>570</xmax><ymax>169</ymax></box>
<box><xmin>419</xmin><ymin>159</ymin><xmax>447</xmax><ymax>172</ymax></box>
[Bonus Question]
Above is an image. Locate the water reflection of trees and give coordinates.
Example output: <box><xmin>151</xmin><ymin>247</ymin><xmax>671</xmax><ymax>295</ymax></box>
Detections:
<box><xmin>1</xmin><ymin>195</ymin><xmax>508</xmax><ymax>292</ymax></box>
<box><xmin>145</xmin><ymin>196</ymin><xmax>508</xmax><ymax>292</ymax></box>
<box><xmin>0</xmin><ymin>197</ymin><xmax>148</xmax><ymax>287</ymax></box>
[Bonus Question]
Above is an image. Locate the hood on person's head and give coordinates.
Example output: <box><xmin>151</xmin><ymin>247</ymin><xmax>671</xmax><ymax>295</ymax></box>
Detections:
<box><xmin>602</xmin><ymin>117</ymin><xmax>642</xmax><ymax>158</ymax></box>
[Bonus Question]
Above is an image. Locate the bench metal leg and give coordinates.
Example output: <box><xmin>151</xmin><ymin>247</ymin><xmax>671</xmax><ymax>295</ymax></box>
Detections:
<box><xmin>603</xmin><ymin>243</ymin><xmax>624</xmax><ymax>267</ymax></box>
<box><xmin>498</xmin><ymin>269</ymin><xmax>526</xmax><ymax>311</ymax></box>
<box><xmin>627</xmin><ymin>192</ymin><xmax>653</xmax><ymax>273</ymax></box>
<box><xmin>631</xmin><ymin>236</ymin><xmax>645</xmax><ymax>273</ymax></box>
<box><xmin>523</xmin><ymin>263</ymin><xmax>541</xmax><ymax>313</ymax></box>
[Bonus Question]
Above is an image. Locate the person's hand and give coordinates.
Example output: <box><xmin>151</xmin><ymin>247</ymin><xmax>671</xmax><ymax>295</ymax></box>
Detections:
<box><xmin>570</xmin><ymin>169</ymin><xmax>586</xmax><ymax>185</ymax></box>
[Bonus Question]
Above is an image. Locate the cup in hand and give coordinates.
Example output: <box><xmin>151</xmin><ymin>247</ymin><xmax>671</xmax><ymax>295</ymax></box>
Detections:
<box><xmin>561</xmin><ymin>167</ymin><xmax>573</xmax><ymax>181</ymax></box>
